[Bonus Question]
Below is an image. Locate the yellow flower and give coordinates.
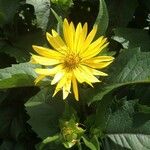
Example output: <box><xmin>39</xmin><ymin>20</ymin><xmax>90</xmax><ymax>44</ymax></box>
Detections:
<box><xmin>31</xmin><ymin>19</ymin><xmax>114</xmax><ymax>101</ymax></box>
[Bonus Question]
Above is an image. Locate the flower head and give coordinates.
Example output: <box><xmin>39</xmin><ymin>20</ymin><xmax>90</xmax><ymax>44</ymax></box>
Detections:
<box><xmin>31</xmin><ymin>19</ymin><xmax>114</xmax><ymax>100</ymax></box>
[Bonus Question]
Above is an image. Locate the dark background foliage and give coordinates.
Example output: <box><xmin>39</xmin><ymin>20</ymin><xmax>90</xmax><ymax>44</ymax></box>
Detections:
<box><xmin>0</xmin><ymin>0</ymin><xmax>150</xmax><ymax>149</ymax></box>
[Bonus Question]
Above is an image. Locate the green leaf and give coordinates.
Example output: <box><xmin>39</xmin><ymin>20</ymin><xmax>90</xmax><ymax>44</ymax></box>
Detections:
<box><xmin>37</xmin><ymin>134</ymin><xmax>60</xmax><ymax>150</ymax></box>
<box><xmin>85</xmin><ymin>47</ymin><xmax>150</xmax><ymax>105</ymax></box>
<box><xmin>102</xmin><ymin>99</ymin><xmax>150</xmax><ymax>150</ymax></box>
<box><xmin>143</xmin><ymin>0</ymin><xmax>150</xmax><ymax>10</ymax></box>
<box><xmin>0</xmin><ymin>103</ymin><xmax>27</xmax><ymax>140</ymax></box>
<box><xmin>95</xmin><ymin>0</ymin><xmax>109</xmax><ymax>36</ymax></box>
<box><xmin>26</xmin><ymin>0</ymin><xmax>51</xmax><ymax>31</ymax></box>
<box><xmin>0</xmin><ymin>90</ymin><xmax>8</xmax><ymax>104</ymax></box>
<box><xmin>0</xmin><ymin>0</ymin><xmax>21</xmax><ymax>25</ymax></box>
<box><xmin>107</xmin><ymin>0</ymin><xmax>138</xmax><ymax>28</ymax></box>
<box><xmin>136</xmin><ymin>104</ymin><xmax>150</xmax><ymax>114</ymax></box>
<box><xmin>112</xmin><ymin>28</ymin><xmax>150</xmax><ymax>51</ymax></box>
<box><xmin>51</xmin><ymin>0</ymin><xmax>73</xmax><ymax>7</ymax></box>
<box><xmin>0</xmin><ymin>63</ymin><xmax>37</xmax><ymax>89</ymax></box>
<box><xmin>0</xmin><ymin>11</ymin><xmax>5</xmax><ymax>25</ymax></box>
<box><xmin>90</xmin><ymin>136</ymin><xmax>100</xmax><ymax>150</ymax></box>
<box><xmin>0</xmin><ymin>29</ymin><xmax>45</xmax><ymax>63</ymax></box>
<box><xmin>42</xmin><ymin>135</ymin><xmax>60</xmax><ymax>144</ymax></box>
<box><xmin>25</xmin><ymin>87</ymin><xmax>65</xmax><ymax>139</ymax></box>
<box><xmin>0</xmin><ymin>140</ymin><xmax>35</xmax><ymax>150</ymax></box>
<box><xmin>91</xmin><ymin>94</ymin><xmax>113</xmax><ymax>135</ymax></box>
<box><xmin>104</xmin><ymin>134</ymin><xmax>150</xmax><ymax>150</ymax></box>
<box><xmin>50</xmin><ymin>8</ymin><xmax>63</xmax><ymax>35</ymax></box>
<box><xmin>14</xmin><ymin>29</ymin><xmax>45</xmax><ymax>62</ymax></box>
<box><xmin>36</xmin><ymin>142</ymin><xmax>66</xmax><ymax>150</ymax></box>
<box><xmin>82</xmin><ymin>136</ymin><xmax>97</xmax><ymax>150</ymax></box>
<box><xmin>0</xmin><ymin>42</ymin><xmax>30</xmax><ymax>63</ymax></box>
<box><xmin>134</xmin><ymin>84</ymin><xmax>150</xmax><ymax>104</ymax></box>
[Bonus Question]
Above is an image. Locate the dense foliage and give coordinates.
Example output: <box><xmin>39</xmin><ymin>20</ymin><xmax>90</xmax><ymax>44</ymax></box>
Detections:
<box><xmin>0</xmin><ymin>0</ymin><xmax>150</xmax><ymax>149</ymax></box>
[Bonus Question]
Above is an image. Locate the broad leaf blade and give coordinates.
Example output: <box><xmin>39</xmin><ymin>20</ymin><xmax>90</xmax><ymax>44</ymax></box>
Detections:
<box><xmin>0</xmin><ymin>0</ymin><xmax>21</xmax><ymax>25</ymax></box>
<box><xmin>26</xmin><ymin>0</ymin><xmax>51</xmax><ymax>31</ymax></box>
<box><xmin>107</xmin><ymin>0</ymin><xmax>138</xmax><ymax>28</ymax></box>
<box><xmin>102</xmin><ymin>99</ymin><xmax>150</xmax><ymax>150</ymax></box>
<box><xmin>0</xmin><ymin>63</ymin><xmax>37</xmax><ymax>89</ymax></box>
<box><xmin>25</xmin><ymin>87</ymin><xmax>65</xmax><ymax>139</ymax></box>
<box><xmin>104</xmin><ymin>134</ymin><xmax>150</xmax><ymax>150</ymax></box>
<box><xmin>85</xmin><ymin>47</ymin><xmax>150</xmax><ymax>105</ymax></box>
<box><xmin>112</xmin><ymin>28</ymin><xmax>150</xmax><ymax>51</ymax></box>
<box><xmin>95</xmin><ymin>0</ymin><xmax>109</xmax><ymax>36</ymax></box>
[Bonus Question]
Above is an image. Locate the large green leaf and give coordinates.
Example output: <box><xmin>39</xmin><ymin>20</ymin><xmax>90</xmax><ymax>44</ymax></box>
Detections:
<box><xmin>0</xmin><ymin>41</ymin><xmax>30</xmax><ymax>63</ymax></box>
<box><xmin>84</xmin><ymin>47</ymin><xmax>150</xmax><ymax>105</ymax></box>
<box><xmin>0</xmin><ymin>100</ymin><xmax>27</xmax><ymax>140</ymax></box>
<box><xmin>0</xmin><ymin>63</ymin><xmax>37</xmax><ymax>89</ymax></box>
<box><xmin>104</xmin><ymin>134</ymin><xmax>150</xmax><ymax>150</ymax></box>
<box><xmin>26</xmin><ymin>0</ymin><xmax>51</xmax><ymax>31</ymax></box>
<box><xmin>13</xmin><ymin>30</ymin><xmax>45</xmax><ymax>61</ymax></box>
<box><xmin>112</xmin><ymin>28</ymin><xmax>150</xmax><ymax>51</ymax></box>
<box><xmin>0</xmin><ymin>29</ymin><xmax>45</xmax><ymax>63</ymax></box>
<box><xmin>143</xmin><ymin>0</ymin><xmax>150</xmax><ymax>10</ymax></box>
<box><xmin>95</xmin><ymin>0</ymin><xmax>109</xmax><ymax>36</ymax></box>
<box><xmin>102</xmin><ymin>99</ymin><xmax>150</xmax><ymax>150</ymax></box>
<box><xmin>25</xmin><ymin>87</ymin><xmax>65</xmax><ymax>139</ymax></box>
<box><xmin>107</xmin><ymin>0</ymin><xmax>138</xmax><ymax>28</ymax></box>
<box><xmin>0</xmin><ymin>0</ymin><xmax>21</xmax><ymax>25</ymax></box>
<box><xmin>0</xmin><ymin>87</ymin><xmax>40</xmax><ymax>149</ymax></box>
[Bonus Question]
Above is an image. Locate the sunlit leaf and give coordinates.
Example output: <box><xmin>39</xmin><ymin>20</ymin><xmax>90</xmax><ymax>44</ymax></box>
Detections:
<box><xmin>26</xmin><ymin>0</ymin><xmax>51</xmax><ymax>31</ymax></box>
<box><xmin>0</xmin><ymin>63</ymin><xmax>37</xmax><ymax>89</ymax></box>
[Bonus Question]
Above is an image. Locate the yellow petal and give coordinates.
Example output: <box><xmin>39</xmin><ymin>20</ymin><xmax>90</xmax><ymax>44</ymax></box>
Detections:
<box><xmin>73</xmin><ymin>68</ymin><xmax>85</xmax><ymax>83</ymax></box>
<box><xmin>53</xmin><ymin>73</ymin><xmax>70</xmax><ymax>97</ymax></box>
<box><xmin>63</xmin><ymin>75</ymin><xmax>72</xmax><ymax>99</ymax></box>
<box><xmin>80</xmin><ymin>25</ymin><xmax>97</xmax><ymax>52</ymax></box>
<box><xmin>63</xmin><ymin>19</ymin><xmax>71</xmax><ymax>49</ymax></box>
<box><xmin>30</xmin><ymin>57</ymin><xmax>37</xmax><ymax>64</ymax></box>
<box><xmin>35</xmin><ymin>65</ymin><xmax>63</xmax><ymax>75</ymax></box>
<box><xmin>76</xmin><ymin>23</ymin><xmax>88</xmax><ymax>53</ymax></box>
<box><xmin>82</xmin><ymin>38</ymin><xmax>109</xmax><ymax>59</ymax></box>
<box><xmin>69</xmin><ymin>22</ymin><xmax>75</xmax><ymax>50</ymax></box>
<box><xmin>51</xmin><ymin>70</ymin><xmax>65</xmax><ymax>85</ymax></box>
<box><xmin>46</xmin><ymin>32</ymin><xmax>67</xmax><ymax>53</ymax></box>
<box><xmin>85</xmin><ymin>61</ymin><xmax>113</xmax><ymax>69</ymax></box>
<box><xmin>35</xmin><ymin>75</ymin><xmax>45</xmax><ymax>84</ymax></box>
<box><xmin>72</xmin><ymin>75</ymin><xmax>79</xmax><ymax>101</ymax></box>
<box><xmin>53</xmin><ymin>78</ymin><xmax>66</xmax><ymax>97</ymax></box>
<box><xmin>85</xmin><ymin>66</ymin><xmax>108</xmax><ymax>76</ymax></box>
<box><xmin>82</xmin><ymin>22</ymin><xmax>88</xmax><ymax>41</ymax></box>
<box><xmin>74</xmin><ymin>67</ymin><xmax>98</xmax><ymax>86</ymax></box>
<box><xmin>79</xmin><ymin>65</ymin><xmax>100</xmax><ymax>83</ymax></box>
<box><xmin>32</xmin><ymin>45</ymin><xmax>62</xmax><ymax>59</ymax></box>
<box><xmin>83</xmin><ymin>56</ymin><xmax>114</xmax><ymax>63</ymax></box>
<box><xmin>31</xmin><ymin>54</ymin><xmax>61</xmax><ymax>66</ymax></box>
<box><xmin>73</xmin><ymin>22</ymin><xmax>82</xmax><ymax>51</ymax></box>
<box><xmin>51</xmin><ymin>29</ymin><xmax>67</xmax><ymax>52</ymax></box>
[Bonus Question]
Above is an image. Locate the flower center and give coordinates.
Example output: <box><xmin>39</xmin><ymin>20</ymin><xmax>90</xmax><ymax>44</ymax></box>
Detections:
<box><xmin>64</xmin><ymin>53</ymin><xmax>80</xmax><ymax>70</ymax></box>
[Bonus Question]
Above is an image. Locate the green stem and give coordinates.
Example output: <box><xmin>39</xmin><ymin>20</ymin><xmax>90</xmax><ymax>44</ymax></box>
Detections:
<box><xmin>77</xmin><ymin>141</ymin><xmax>82</xmax><ymax>150</ymax></box>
